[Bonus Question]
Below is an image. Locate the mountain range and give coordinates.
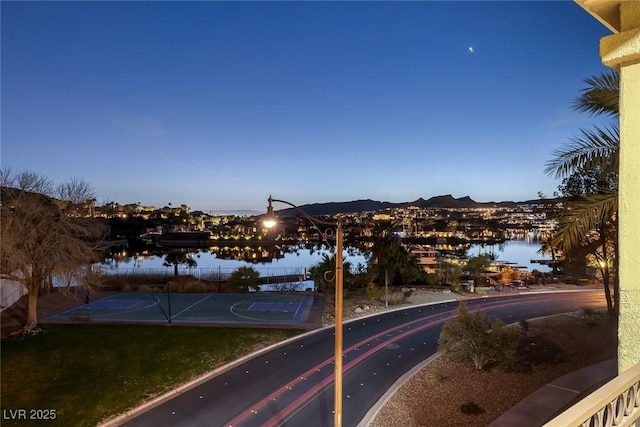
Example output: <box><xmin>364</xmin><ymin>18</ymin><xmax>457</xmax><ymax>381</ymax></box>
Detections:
<box><xmin>277</xmin><ymin>194</ymin><xmax>540</xmax><ymax>217</ymax></box>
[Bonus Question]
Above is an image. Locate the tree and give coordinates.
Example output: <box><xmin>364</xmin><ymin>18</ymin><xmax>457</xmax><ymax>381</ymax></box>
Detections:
<box><xmin>163</xmin><ymin>251</ymin><xmax>198</xmax><ymax>276</ymax></box>
<box><xmin>56</xmin><ymin>177</ymin><xmax>96</xmax><ymax>205</ymax></box>
<box><xmin>0</xmin><ymin>171</ymin><xmax>106</xmax><ymax>333</ymax></box>
<box><xmin>228</xmin><ymin>266</ymin><xmax>260</xmax><ymax>293</ymax></box>
<box><xmin>368</xmin><ymin>220</ymin><xmax>422</xmax><ymax>286</ymax></box>
<box><xmin>439</xmin><ymin>259</ymin><xmax>462</xmax><ymax>287</ymax></box>
<box><xmin>368</xmin><ymin>220</ymin><xmax>398</xmax><ymax>283</ymax></box>
<box><xmin>438</xmin><ymin>302</ymin><xmax>519</xmax><ymax>370</ymax></box>
<box><xmin>309</xmin><ymin>253</ymin><xmax>353</xmax><ymax>293</ymax></box>
<box><xmin>545</xmin><ymin>70</ymin><xmax>619</xmax><ymax>316</ymax></box>
<box><xmin>536</xmin><ymin>192</ymin><xmax>562</xmax><ymax>276</ymax></box>
<box><xmin>465</xmin><ymin>254</ymin><xmax>494</xmax><ymax>286</ymax></box>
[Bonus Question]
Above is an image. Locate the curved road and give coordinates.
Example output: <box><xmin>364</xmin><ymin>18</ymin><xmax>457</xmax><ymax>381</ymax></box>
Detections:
<box><xmin>117</xmin><ymin>290</ymin><xmax>605</xmax><ymax>427</ymax></box>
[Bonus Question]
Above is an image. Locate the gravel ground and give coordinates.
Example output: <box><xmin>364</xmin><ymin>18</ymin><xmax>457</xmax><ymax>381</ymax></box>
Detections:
<box><xmin>321</xmin><ymin>285</ymin><xmax>616</xmax><ymax>427</ymax></box>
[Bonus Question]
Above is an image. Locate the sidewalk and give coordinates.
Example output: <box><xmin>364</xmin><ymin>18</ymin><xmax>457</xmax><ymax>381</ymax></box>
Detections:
<box><xmin>488</xmin><ymin>358</ymin><xmax>617</xmax><ymax>427</ymax></box>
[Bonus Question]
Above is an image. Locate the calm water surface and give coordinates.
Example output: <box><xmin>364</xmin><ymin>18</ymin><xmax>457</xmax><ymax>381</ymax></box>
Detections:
<box><xmin>102</xmin><ymin>240</ymin><xmax>550</xmax><ymax>273</ymax></box>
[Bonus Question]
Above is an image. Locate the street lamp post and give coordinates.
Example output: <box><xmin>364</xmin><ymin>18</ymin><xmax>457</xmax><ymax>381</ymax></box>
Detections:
<box><xmin>263</xmin><ymin>196</ymin><xmax>344</xmax><ymax>427</ymax></box>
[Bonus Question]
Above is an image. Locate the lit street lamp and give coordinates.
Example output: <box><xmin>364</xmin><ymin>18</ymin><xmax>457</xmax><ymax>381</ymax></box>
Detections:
<box><xmin>263</xmin><ymin>196</ymin><xmax>344</xmax><ymax>427</ymax></box>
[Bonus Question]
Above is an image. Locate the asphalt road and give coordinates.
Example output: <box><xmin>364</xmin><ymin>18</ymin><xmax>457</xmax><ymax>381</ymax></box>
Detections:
<box><xmin>117</xmin><ymin>290</ymin><xmax>605</xmax><ymax>427</ymax></box>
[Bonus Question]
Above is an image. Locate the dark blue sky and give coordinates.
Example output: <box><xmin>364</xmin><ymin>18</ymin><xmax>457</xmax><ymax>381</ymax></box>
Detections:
<box><xmin>1</xmin><ymin>1</ymin><xmax>612</xmax><ymax>212</ymax></box>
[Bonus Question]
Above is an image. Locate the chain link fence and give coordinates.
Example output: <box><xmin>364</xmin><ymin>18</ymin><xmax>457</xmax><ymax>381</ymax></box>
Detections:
<box><xmin>95</xmin><ymin>266</ymin><xmax>311</xmax><ymax>287</ymax></box>
<box><xmin>0</xmin><ymin>277</ymin><xmax>28</xmax><ymax>311</ymax></box>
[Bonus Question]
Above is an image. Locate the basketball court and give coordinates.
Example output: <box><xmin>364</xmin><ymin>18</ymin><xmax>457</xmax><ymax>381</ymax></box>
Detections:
<box><xmin>45</xmin><ymin>292</ymin><xmax>315</xmax><ymax>326</ymax></box>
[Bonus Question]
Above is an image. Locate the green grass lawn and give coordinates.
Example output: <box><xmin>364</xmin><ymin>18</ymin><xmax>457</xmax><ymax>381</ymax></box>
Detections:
<box><xmin>1</xmin><ymin>324</ymin><xmax>303</xmax><ymax>427</ymax></box>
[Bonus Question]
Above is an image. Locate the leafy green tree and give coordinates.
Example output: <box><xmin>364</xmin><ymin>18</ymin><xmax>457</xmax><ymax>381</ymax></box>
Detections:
<box><xmin>438</xmin><ymin>302</ymin><xmax>519</xmax><ymax>370</ymax></box>
<box><xmin>228</xmin><ymin>266</ymin><xmax>260</xmax><ymax>293</ymax></box>
<box><xmin>350</xmin><ymin>262</ymin><xmax>373</xmax><ymax>290</ymax></box>
<box><xmin>393</xmin><ymin>250</ymin><xmax>427</xmax><ymax>285</ymax></box>
<box><xmin>0</xmin><ymin>170</ymin><xmax>106</xmax><ymax>333</ymax></box>
<box><xmin>545</xmin><ymin>71</ymin><xmax>619</xmax><ymax>316</ymax></box>
<box><xmin>163</xmin><ymin>251</ymin><xmax>198</xmax><ymax>276</ymax></box>
<box><xmin>465</xmin><ymin>254</ymin><xmax>494</xmax><ymax>286</ymax></box>
<box><xmin>439</xmin><ymin>259</ymin><xmax>463</xmax><ymax>287</ymax></box>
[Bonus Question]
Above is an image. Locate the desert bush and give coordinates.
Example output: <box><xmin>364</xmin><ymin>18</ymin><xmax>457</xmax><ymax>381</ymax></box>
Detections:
<box><xmin>433</xmin><ymin>369</ymin><xmax>447</xmax><ymax>383</ymax></box>
<box><xmin>102</xmin><ymin>276</ymin><xmax>129</xmax><ymax>290</ymax></box>
<box><xmin>184</xmin><ymin>281</ymin><xmax>206</xmax><ymax>293</ymax></box>
<box><xmin>438</xmin><ymin>302</ymin><xmax>520</xmax><ymax>370</ymax></box>
<box><xmin>164</xmin><ymin>281</ymin><xmax>182</xmax><ymax>293</ymax></box>
<box><xmin>122</xmin><ymin>283</ymin><xmax>132</xmax><ymax>292</ymax></box>
<box><xmin>582</xmin><ymin>307</ymin><xmax>598</xmax><ymax>326</ymax></box>
<box><xmin>138</xmin><ymin>284</ymin><xmax>158</xmax><ymax>293</ymax></box>
<box><xmin>365</xmin><ymin>284</ymin><xmax>385</xmax><ymax>301</ymax></box>
<box><xmin>424</xmin><ymin>273</ymin><xmax>439</xmax><ymax>286</ymax></box>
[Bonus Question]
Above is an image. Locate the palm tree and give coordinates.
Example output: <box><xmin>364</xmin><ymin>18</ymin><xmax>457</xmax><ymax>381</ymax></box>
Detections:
<box><xmin>163</xmin><ymin>251</ymin><xmax>198</xmax><ymax>276</ymax></box>
<box><xmin>309</xmin><ymin>253</ymin><xmax>353</xmax><ymax>293</ymax></box>
<box><xmin>538</xmin><ymin>236</ymin><xmax>559</xmax><ymax>276</ymax></box>
<box><xmin>368</xmin><ymin>220</ymin><xmax>399</xmax><ymax>284</ymax></box>
<box><xmin>368</xmin><ymin>220</ymin><xmax>423</xmax><ymax>287</ymax></box>
<box><xmin>545</xmin><ymin>70</ymin><xmax>619</xmax><ymax>315</ymax></box>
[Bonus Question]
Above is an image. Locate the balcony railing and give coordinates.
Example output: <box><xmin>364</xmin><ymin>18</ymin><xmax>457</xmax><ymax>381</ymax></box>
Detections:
<box><xmin>544</xmin><ymin>362</ymin><xmax>640</xmax><ymax>427</ymax></box>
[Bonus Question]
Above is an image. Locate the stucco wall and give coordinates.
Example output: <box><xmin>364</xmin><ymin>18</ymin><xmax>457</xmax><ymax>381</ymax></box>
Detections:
<box><xmin>618</xmin><ymin>61</ymin><xmax>640</xmax><ymax>372</ymax></box>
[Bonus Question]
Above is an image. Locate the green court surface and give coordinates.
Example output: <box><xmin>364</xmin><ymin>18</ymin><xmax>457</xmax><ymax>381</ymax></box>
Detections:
<box><xmin>45</xmin><ymin>293</ymin><xmax>314</xmax><ymax>325</ymax></box>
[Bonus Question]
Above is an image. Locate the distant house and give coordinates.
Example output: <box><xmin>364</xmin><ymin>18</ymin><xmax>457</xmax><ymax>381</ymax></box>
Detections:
<box><xmin>411</xmin><ymin>245</ymin><xmax>439</xmax><ymax>274</ymax></box>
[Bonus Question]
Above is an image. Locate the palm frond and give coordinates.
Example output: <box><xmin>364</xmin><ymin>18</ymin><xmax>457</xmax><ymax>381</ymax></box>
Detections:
<box><xmin>545</xmin><ymin>125</ymin><xmax>619</xmax><ymax>178</ymax></box>
<box><xmin>572</xmin><ymin>71</ymin><xmax>619</xmax><ymax>117</ymax></box>
<box><xmin>552</xmin><ymin>191</ymin><xmax>618</xmax><ymax>252</ymax></box>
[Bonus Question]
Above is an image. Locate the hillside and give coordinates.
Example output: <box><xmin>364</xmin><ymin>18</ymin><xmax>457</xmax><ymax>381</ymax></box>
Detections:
<box><xmin>277</xmin><ymin>194</ymin><xmax>530</xmax><ymax>216</ymax></box>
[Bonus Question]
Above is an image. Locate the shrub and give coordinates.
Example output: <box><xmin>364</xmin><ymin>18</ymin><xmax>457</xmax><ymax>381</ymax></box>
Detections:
<box><xmin>438</xmin><ymin>302</ymin><xmax>520</xmax><ymax>370</ymax></box>
<box><xmin>138</xmin><ymin>284</ymin><xmax>156</xmax><ymax>293</ymax></box>
<box><xmin>184</xmin><ymin>281</ymin><xmax>206</xmax><ymax>293</ymax></box>
<box><xmin>102</xmin><ymin>276</ymin><xmax>129</xmax><ymax>290</ymax></box>
<box><xmin>122</xmin><ymin>284</ymin><xmax>132</xmax><ymax>292</ymax></box>
<box><xmin>433</xmin><ymin>369</ymin><xmax>447</xmax><ymax>383</ymax></box>
<box><xmin>582</xmin><ymin>307</ymin><xmax>598</xmax><ymax>326</ymax></box>
<box><xmin>365</xmin><ymin>284</ymin><xmax>385</xmax><ymax>301</ymax></box>
<box><xmin>424</xmin><ymin>273</ymin><xmax>439</xmax><ymax>286</ymax></box>
<box><xmin>164</xmin><ymin>281</ymin><xmax>182</xmax><ymax>293</ymax></box>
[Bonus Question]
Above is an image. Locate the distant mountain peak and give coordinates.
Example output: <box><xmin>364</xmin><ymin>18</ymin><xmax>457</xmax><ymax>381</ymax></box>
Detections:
<box><xmin>277</xmin><ymin>194</ymin><xmax>524</xmax><ymax>216</ymax></box>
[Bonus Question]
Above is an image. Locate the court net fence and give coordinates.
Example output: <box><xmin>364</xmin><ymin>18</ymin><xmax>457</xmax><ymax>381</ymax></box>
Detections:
<box><xmin>95</xmin><ymin>266</ymin><xmax>313</xmax><ymax>290</ymax></box>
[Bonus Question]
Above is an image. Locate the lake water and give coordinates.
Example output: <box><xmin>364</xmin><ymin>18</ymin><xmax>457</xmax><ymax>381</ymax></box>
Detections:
<box><xmin>101</xmin><ymin>240</ymin><xmax>550</xmax><ymax>274</ymax></box>
<box><xmin>467</xmin><ymin>240</ymin><xmax>551</xmax><ymax>272</ymax></box>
